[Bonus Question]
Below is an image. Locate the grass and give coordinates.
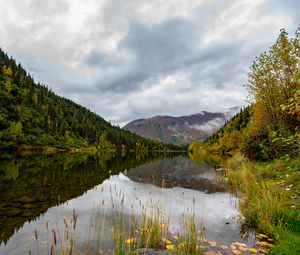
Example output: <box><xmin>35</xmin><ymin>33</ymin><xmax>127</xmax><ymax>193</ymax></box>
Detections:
<box><xmin>174</xmin><ymin>214</ymin><xmax>204</xmax><ymax>255</ymax></box>
<box><xmin>226</xmin><ymin>154</ymin><xmax>300</xmax><ymax>254</ymax></box>
<box><xmin>112</xmin><ymin>209</ymin><xmax>204</xmax><ymax>255</ymax></box>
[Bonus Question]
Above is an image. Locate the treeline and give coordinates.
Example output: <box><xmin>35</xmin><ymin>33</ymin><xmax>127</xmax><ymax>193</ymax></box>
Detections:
<box><xmin>0</xmin><ymin>49</ymin><xmax>181</xmax><ymax>152</ymax></box>
<box><xmin>204</xmin><ymin>27</ymin><xmax>300</xmax><ymax>161</ymax></box>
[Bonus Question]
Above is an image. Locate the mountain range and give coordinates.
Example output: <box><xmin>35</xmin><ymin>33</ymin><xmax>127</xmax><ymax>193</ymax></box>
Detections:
<box><xmin>123</xmin><ymin>107</ymin><xmax>240</xmax><ymax>145</ymax></box>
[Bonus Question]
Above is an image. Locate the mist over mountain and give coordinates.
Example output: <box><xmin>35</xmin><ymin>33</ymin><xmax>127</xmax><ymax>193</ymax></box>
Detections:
<box><xmin>123</xmin><ymin>107</ymin><xmax>240</xmax><ymax>145</ymax></box>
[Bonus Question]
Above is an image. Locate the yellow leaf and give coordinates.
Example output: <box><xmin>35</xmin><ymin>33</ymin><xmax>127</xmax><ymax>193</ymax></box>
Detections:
<box><xmin>256</xmin><ymin>233</ymin><xmax>268</xmax><ymax>239</ymax></box>
<box><xmin>257</xmin><ymin>241</ymin><xmax>274</xmax><ymax>247</ymax></box>
<box><xmin>166</xmin><ymin>244</ymin><xmax>174</xmax><ymax>250</ymax></box>
<box><xmin>239</xmin><ymin>246</ymin><xmax>248</xmax><ymax>252</ymax></box>
<box><xmin>125</xmin><ymin>238</ymin><xmax>135</xmax><ymax>244</ymax></box>
<box><xmin>232</xmin><ymin>250</ymin><xmax>241</xmax><ymax>255</ymax></box>
<box><xmin>232</xmin><ymin>242</ymin><xmax>247</xmax><ymax>247</ymax></box>
<box><xmin>248</xmin><ymin>248</ymin><xmax>258</xmax><ymax>253</ymax></box>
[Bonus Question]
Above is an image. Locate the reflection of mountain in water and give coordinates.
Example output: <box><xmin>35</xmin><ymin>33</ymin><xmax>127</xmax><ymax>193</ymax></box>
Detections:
<box><xmin>0</xmin><ymin>152</ymin><xmax>168</xmax><ymax>244</ymax></box>
<box><xmin>126</xmin><ymin>156</ymin><xmax>227</xmax><ymax>193</ymax></box>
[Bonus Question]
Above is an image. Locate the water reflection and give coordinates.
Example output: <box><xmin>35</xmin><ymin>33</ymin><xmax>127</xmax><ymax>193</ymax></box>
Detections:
<box><xmin>0</xmin><ymin>152</ymin><xmax>174</xmax><ymax>244</ymax></box>
<box><xmin>0</xmin><ymin>154</ymin><xmax>253</xmax><ymax>255</ymax></box>
<box><xmin>126</xmin><ymin>156</ymin><xmax>227</xmax><ymax>193</ymax></box>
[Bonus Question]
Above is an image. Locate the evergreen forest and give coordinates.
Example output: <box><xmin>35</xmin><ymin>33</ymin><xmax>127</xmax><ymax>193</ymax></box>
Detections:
<box><xmin>0</xmin><ymin>49</ymin><xmax>181</xmax><ymax>152</ymax></box>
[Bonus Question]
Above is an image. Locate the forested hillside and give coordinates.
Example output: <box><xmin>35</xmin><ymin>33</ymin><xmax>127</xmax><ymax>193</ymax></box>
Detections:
<box><xmin>204</xmin><ymin>28</ymin><xmax>300</xmax><ymax>161</ymax></box>
<box><xmin>0</xmin><ymin>49</ymin><xmax>181</xmax><ymax>152</ymax></box>
<box><xmin>204</xmin><ymin>106</ymin><xmax>252</xmax><ymax>155</ymax></box>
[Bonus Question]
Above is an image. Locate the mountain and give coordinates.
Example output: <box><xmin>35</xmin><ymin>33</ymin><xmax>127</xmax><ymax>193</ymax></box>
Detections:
<box><xmin>123</xmin><ymin>108</ymin><xmax>240</xmax><ymax>145</ymax></box>
<box><xmin>0</xmin><ymin>48</ymin><xmax>181</xmax><ymax>151</ymax></box>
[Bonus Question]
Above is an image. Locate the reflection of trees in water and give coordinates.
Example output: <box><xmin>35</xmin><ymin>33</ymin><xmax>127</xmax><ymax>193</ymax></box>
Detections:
<box><xmin>0</xmin><ymin>152</ymin><xmax>176</xmax><ymax>244</ymax></box>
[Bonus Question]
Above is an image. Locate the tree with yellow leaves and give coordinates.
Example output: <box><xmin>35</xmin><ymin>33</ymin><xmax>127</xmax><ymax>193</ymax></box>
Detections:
<box><xmin>247</xmin><ymin>27</ymin><xmax>300</xmax><ymax>133</ymax></box>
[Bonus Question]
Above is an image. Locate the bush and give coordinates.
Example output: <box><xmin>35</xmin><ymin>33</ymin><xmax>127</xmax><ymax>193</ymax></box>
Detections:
<box><xmin>241</xmin><ymin>128</ymin><xmax>300</xmax><ymax>161</ymax></box>
<box><xmin>241</xmin><ymin>129</ymin><xmax>271</xmax><ymax>161</ymax></box>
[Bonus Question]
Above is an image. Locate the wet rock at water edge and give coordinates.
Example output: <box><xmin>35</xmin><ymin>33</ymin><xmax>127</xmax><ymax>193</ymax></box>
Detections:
<box><xmin>21</xmin><ymin>211</ymin><xmax>36</xmax><ymax>217</ymax></box>
<box><xmin>22</xmin><ymin>203</ymin><xmax>38</xmax><ymax>209</ymax></box>
<box><xmin>18</xmin><ymin>196</ymin><xmax>36</xmax><ymax>203</ymax></box>
<box><xmin>5</xmin><ymin>208</ymin><xmax>23</xmax><ymax>216</ymax></box>
<box><xmin>1</xmin><ymin>202</ymin><xmax>22</xmax><ymax>209</ymax></box>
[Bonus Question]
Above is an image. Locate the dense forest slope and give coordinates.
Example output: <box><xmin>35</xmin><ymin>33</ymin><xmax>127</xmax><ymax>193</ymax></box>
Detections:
<box><xmin>124</xmin><ymin>108</ymin><xmax>239</xmax><ymax>145</ymax></box>
<box><xmin>204</xmin><ymin>106</ymin><xmax>252</xmax><ymax>155</ymax></box>
<box><xmin>0</xmin><ymin>49</ymin><xmax>181</xmax><ymax>151</ymax></box>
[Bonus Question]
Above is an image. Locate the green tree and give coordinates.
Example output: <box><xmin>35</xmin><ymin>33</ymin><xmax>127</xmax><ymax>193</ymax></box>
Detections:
<box><xmin>247</xmin><ymin>28</ymin><xmax>300</xmax><ymax>132</ymax></box>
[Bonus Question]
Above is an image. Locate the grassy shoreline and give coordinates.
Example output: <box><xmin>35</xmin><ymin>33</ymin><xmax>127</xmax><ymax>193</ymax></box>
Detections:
<box><xmin>225</xmin><ymin>154</ymin><xmax>300</xmax><ymax>254</ymax></box>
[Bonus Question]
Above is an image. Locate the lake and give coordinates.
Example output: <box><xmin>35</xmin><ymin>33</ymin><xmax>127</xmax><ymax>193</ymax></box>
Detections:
<box><xmin>0</xmin><ymin>152</ymin><xmax>255</xmax><ymax>254</ymax></box>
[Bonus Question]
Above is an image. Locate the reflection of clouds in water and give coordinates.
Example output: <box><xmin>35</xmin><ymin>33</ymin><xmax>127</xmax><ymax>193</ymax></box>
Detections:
<box><xmin>0</xmin><ymin>174</ymin><xmax>240</xmax><ymax>255</ymax></box>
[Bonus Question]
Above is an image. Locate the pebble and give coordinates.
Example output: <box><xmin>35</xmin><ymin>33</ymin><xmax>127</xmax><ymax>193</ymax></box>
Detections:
<box><xmin>135</xmin><ymin>249</ymin><xmax>171</xmax><ymax>255</ymax></box>
<box><xmin>220</xmin><ymin>245</ymin><xmax>228</xmax><ymax>250</ymax></box>
<box><xmin>204</xmin><ymin>251</ymin><xmax>217</xmax><ymax>255</ymax></box>
<box><xmin>208</xmin><ymin>240</ymin><xmax>217</xmax><ymax>247</ymax></box>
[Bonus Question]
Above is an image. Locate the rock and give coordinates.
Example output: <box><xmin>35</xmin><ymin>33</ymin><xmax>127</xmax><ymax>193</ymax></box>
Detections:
<box><xmin>204</xmin><ymin>251</ymin><xmax>218</xmax><ymax>255</ymax></box>
<box><xmin>220</xmin><ymin>245</ymin><xmax>228</xmax><ymax>250</ymax></box>
<box><xmin>135</xmin><ymin>249</ymin><xmax>171</xmax><ymax>255</ymax></box>
<box><xmin>21</xmin><ymin>211</ymin><xmax>35</xmax><ymax>217</ymax></box>
<box><xmin>6</xmin><ymin>208</ymin><xmax>23</xmax><ymax>216</ymax></box>
<box><xmin>18</xmin><ymin>196</ymin><xmax>36</xmax><ymax>203</ymax></box>
<box><xmin>208</xmin><ymin>240</ymin><xmax>217</xmax><ymax>247</ymax></box>
<box><xmin>22</xmin><ymin>203</ymin><xmax>38</xmax><ymax>208</ymax></box>
<box><xmin>2</xmin><ymin>202</ymin><xmax>22</xmax><ymax>208</ymax></box>
<box><xmin>232</xmin><ymin>242</ymin><xmax>247</xmax><ymax>247</ymax></box>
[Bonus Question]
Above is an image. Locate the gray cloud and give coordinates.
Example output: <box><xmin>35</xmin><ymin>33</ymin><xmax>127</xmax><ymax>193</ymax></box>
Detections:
<box><xmin>0</xmin><ymin>0</ymin><xmax>299</xmax><ymax>125</ymax></box>
<box><xmin>86</xmin><ymin>18</ymin><xmax>202</xmax><ymax>93</ymax></box>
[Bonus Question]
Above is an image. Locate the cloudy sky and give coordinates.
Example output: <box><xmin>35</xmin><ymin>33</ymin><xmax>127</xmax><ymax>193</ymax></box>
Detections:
<box><xmin>0</xmin><ymin>0</ymin><xmax>299</xmax><ymax>126</ymax></box>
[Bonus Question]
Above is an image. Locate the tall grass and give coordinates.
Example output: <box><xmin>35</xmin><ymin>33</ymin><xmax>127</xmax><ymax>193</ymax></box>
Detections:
<box><xmin>112</xmin><ymin>209</ymin><xmax>203</xmax><ymax>255</ymax></box>
<box><xmin>175</xmin><ymin>214</ymin><xmax>204</xmax><ymax>255</ymax></box>
<box><xmin>29</xmin><ymin>209</ymin><xmax>78</xmax><ymax>255</ymax></box>
<box><xmin>226</xmin><ymin>154</ymin><xmax>300</xmax><ymax>254</ymax></box>
<box><xmin>227</xmin><ymin>156</ymin><xmax>283</xmax><ymax>231</ymax></box>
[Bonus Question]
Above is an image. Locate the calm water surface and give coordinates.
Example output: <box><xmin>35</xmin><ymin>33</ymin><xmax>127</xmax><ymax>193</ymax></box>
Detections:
<box><xmin>0</xmin><ymin>153</ymin><xmax>254</xmax><ymax>254</ymax></box>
